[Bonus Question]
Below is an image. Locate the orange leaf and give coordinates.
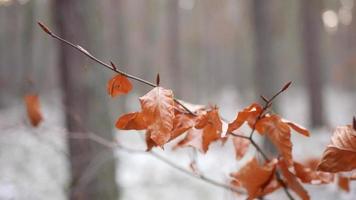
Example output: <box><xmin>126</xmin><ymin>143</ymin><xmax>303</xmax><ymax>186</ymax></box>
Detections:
<box><xmin>228</xmin><ymin>103</ymin><xmax>262</xmax><ymax>133</ymax></box>
<box><xmin>145</xmin><ymin>129</ymin><xmax>156</xmax><ymax>151</ymax></box>
<box><xmin>115</xmin><ymin>112</ymin><xmax>147</xmax><ymax>130</ymax></box>
<box><xmin>195</xmin><ymin>108</ymin><xmax>222</xmax><ymax>153</ymax></box>
<box><xmin>338</xmin><ymin>175</ymin><xmax>350</xmax><ymax>192</ymax></box>
<box><xmin>230</xmin><ymin>157</ymin><xmax>278</xmax><ymax>200</ymax></box>
<box><xmin>175</xmin><ymin>128</ymin><xmax>204</xmax><ymax>152</ymax></box>
<box><xmin>278</xmin><ymin>158</ymin><xmax>310</xmax><ymax>200</ymax></box>
<box><xmin>139</xmin><ymin>87</ymin><xmax>175</xmax><ymax>146</ymax></box>
<box><xmin>24</xmin><ymin>94</ymin><xmax>43</xmax><ymax>127</ymax></box>
<box><xmin>317</xmin><ymin>125</ymin><xmax>356</xmax><ymax>173</ymax></box>
<box><xmin>256</xmin><ymin>114</ymin><xmax>293</xmax><ymax>166</ymax></box>
<box><xmin>281</xmin><ymin>119</ymin><xmax>310</xmax><ymax>137</ymax></box>
<box><xmin>232</xmin><ymin>135</ymin><xmax>250</xmax><ymax>160</ymax></box>
<box><xmin>107</xmin><ymin>74</ymin><xmax>132</xmax><ymax>97</ymax></box>
<box><xmin>170</xmin><ymin>113</ymin><xmax>195</xmax><ymax>140</ymax></box>
<box><xmin>293</xmin><ymin>161</ymin><xmax>334</xmax><ymax>184</ymax></box>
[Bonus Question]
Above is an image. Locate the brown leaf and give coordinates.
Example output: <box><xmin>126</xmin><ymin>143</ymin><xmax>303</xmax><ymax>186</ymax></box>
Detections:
<box><xmin>107</xmin><ymin>74</ymin><xmax>132</xmax><ymax>97</ymax></box>
<box><xmin>281</xmin><ymin>119</ymin><xmax>310</xmax><ymax>137</ymax></box>
<box><xmin>230</xmin><ymin>157</ymin><xmax>278</xmax><ymax>200</ymax></box>
<box><xmin>24</xmin><ymin>94</ymin><xmax>43</xmax><ymax>127</ymax></box>
<box><xmin>278</xmin><ymin>158</ymin><xmax>310</xmax><ymax>200</ymax></box>
<box><xmin>293</xmin><ymin>161</ymin><xmax>334</xmax><ymax>184</ymax></box>
<box><xmin>139</xmin><ymin>87</ymin><xmax>175</xmax><ymax>146</ymax></box>
<box><xmin>256</xmin><ymin>114</ymin><xmax>294</xmax><ymax>166</ymax></box>
<box><xmin>175</xmin><ymin>128</ymin><xmax>204</xmax><ymax>152</ymax></box>
<box><xmin>195</xmin><ymin>108</ymin><xmax>222</xmax><ymax>152</ymax></box>
<box><xmin>338</xmin><ymin>174</ymin><xmax>350</xmax><ymax>192</ymax></box>
<box><xmin>317</xmin><ymin>125</ymin><xmax>356</xmax><ymax>172</ymax></box>
<box><xmin>227</xmin><ymin>103</ymin><xmax>262</xmax><ymax>133</ymax></box>
<box><xmin>115</xmin><ymin>112</ymin><xmax>147</xmax><ymax>130</ymax></box>
<box><xmin>170</xmin><ymin>113</ymin><xmax>195</xmax><ymax>140</ymax></box>
<box><xmin>232</xmin><ymin>135</ymin><xmax>250</xmax><ymax>160</ymax></box>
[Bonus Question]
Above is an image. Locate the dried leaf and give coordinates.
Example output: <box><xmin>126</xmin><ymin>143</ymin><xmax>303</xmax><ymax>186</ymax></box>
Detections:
<box><xmin>195</xmin><ymin>108</ymin><xmax>222</xmax><ymax>152</ymax></box>
<box><xmin>230</xmin><ymin>157</ymin><xmax>278</xmax><ymax>200</ymax></box>
<box><xmin>107</xmin><ymin>74</ymin><xmax>132</xmax><ymax>97</ymax></box>
<box><xmin>338</xmin><ymin>175</ymin><xmax>350</xmax><ymax>192</ymax></box>
<box><xmin>293</xmin><ymin>161</ymin><xmax>334</xmax><ymax>184</ymax></box>
<box><xmin>317</xmin><ymin>125</ymin><xmax>356</xmax><ymax>172</ymax></box>
<box><xmin>278</xmin><ymin>158</ymin><xmax>310</xmax><ymax>200</ymax></box>
<box><xmin>24</xmin><ymin>94</ymin><xmax>43</xmax><ymax>127</ymax></box>
<box><xmin>175</xmin><ymin>128</ymin><xmax>204</xmax><ymax>152</ymax></box>
<box><xmin>281</xmin><ymin>119</ymin><xmax>310</xmax><ymax>137</ymax></box>
<box><xmin>256</xmin><ymin>114</ymin><xmax>293</xmax><ymax>166</ymax></box>
<box><xmin>232</xmin><ymin>135</ymin><xmax>250</xmax><ymax>160</ymax></box>
<box><xmin>227</xmin><ymin>103</ymin><xmax>262</xmax><ymax>133</ymax></box>
<box><xmin>139</xmin><ymin>87</ymin><xmax>175</xmax><ymax>146</ymax></box>
<box><xmin>115</xmin><ymin>112</ymin><xmax>147</xmax><ymax>130</ymax></box>
<box><xmin>170</xmin><ymin>113</ymin><xmax>195</xmax><ymax>140</ymax></box>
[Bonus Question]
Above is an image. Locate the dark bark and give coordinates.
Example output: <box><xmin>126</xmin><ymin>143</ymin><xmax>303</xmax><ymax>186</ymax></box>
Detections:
<box><xmin>300</xmin><ymin>0</ymin><xmax>324</xmax><ymax>127</ymax></box>
<box><xmin>53</xmin><ymin>0</ymin><xmax>118</xmax><ymax>199</ymax></box>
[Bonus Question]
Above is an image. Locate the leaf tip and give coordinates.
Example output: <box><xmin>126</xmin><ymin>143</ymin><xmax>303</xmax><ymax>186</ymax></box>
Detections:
<box><xmin>37</xmin><ymin>21</ymin><xmax>52</xmax><ymax>35</ymax></box>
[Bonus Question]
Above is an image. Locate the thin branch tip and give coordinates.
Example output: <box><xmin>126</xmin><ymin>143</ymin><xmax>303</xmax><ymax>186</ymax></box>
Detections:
<box><xmin>156</xmin><ymin>73</ymin><xmax>160</xmax><ymax>86</ymax></box>
<box><xmin>37</xmin><ymin>21</ymin><xmax>52</xmax><ymax>35</ymax></box>
<box><xmin>281</xmin><ymin>81</ymin><xmax>292</xmax><ymax>92</ymax></box>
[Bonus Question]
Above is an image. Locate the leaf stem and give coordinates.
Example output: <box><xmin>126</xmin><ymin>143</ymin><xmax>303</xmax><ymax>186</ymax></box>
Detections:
<box><xmin>38</xmin><ymin>21</ymin><xmax>293</xmax><ymax>200</ymax></box>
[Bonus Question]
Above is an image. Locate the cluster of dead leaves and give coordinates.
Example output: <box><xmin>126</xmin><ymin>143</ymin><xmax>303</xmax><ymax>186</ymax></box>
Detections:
<box><xmin>107</xmin><ymin>74</ymin><xmax>356</xmax><ymax>199</ymax></box>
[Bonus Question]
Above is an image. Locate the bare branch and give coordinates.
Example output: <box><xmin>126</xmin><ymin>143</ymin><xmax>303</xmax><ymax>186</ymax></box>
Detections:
<box><xmin>38</xmin><ymin>21</ymin><xmax>293</xmax><ymax>200</ymax></box>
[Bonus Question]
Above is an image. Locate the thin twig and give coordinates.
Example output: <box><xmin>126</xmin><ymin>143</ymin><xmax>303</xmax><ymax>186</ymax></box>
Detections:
<box><xmin>38</xmin><ymin>21</ymin><xmax>293</xmax><ymax>200</ymax></box>
<box><xmin>37</xmin><ymin>22</ymin><xmax>195</xmax><ymax>116</ymax></box>
<box><xmin>70</xmin><ymin>132</ymin><xmax>244</xmax><ymax>194</ymax></box>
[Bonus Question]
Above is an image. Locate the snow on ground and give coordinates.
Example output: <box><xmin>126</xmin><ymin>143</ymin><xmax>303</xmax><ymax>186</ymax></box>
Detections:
<box><xmin>0</xmin><ymin>93</ymin><xmax>68</xmax><ymax>200</ymax></box>
<box><xmin>0</xmin><ymin>87</ymin><xmax>354</xmax><ymax>200</ymax></box>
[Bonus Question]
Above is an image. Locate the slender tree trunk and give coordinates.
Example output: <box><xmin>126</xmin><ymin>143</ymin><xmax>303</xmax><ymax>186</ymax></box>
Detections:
<box><xmin>300</xmin><ymin>0</ymin><xmax>324</xmax><ymax>127</ymax></box>
<box><xmin>251</xmin><ymin>0</ymin><xmax>278</xmax><ymax>156</ymax></box>
<box><xmin>53</xmin><ymin>1</ymin><xmax>118</xmax><ymax>199</ymax></box>
<box><xmin>166</xmin><ymin>0</ymin><xmax>181</xmax><ymax>97</ymax></box>
<box><xmin>251</xmin><ymin>0</ymin><xmax>278</xmax><ymax>100</ymax></box>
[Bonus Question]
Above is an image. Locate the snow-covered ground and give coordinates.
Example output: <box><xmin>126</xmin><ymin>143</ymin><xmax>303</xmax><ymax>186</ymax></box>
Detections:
<box><xmin>0</xmin><ymin>87</ymin><xmax>354</xmax><ymax>200</ymax></box>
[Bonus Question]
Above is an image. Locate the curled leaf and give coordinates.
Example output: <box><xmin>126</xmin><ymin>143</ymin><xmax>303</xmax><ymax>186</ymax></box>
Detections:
<box><xmin>107</xmin><ymin>74</ymin><xmax>132</xmax><ymax>97</ymax></box>
<box><xmin>230</xmin><ymin>157</ymin><xmax>278</xmax><ymax>200</ymax></box>
<box><xmin>24</xmin><ymin>94</ymin><xmax>43</xmax><ymax>127</ymax></box>
<box><xmin>317</xmin><ymin>125</ymin><xmax>356</xmax><ymax>172</ymax></box>
<box><xmin>115</xmin><ymin>112</ymin><xmax>147</xmax><ymax>130</ymax></box>
<box><xmin>278</xmin><ymin>158</ymin><xmax>310</xmax><ymax>200</ymax></box>
<box><xmin>281</xmin><ymin>119</ymin><xmax>310</xmax><ymax>137</ymax></box>
<box><xmin>228</xmin><ymin>103</ymin><xmax>262</xmax><ymax>133</ymax></box>
<box><xmin>293</xmin><ymin>160</ymin><xmax>334</xmax><ymax>184</ymax></box>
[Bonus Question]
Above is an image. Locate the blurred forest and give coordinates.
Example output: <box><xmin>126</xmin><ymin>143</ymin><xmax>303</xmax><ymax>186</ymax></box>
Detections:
<box><xmin>0</xmin><ymin>0</ymin><xmax>355</xmax><ymax>200</ymax></box>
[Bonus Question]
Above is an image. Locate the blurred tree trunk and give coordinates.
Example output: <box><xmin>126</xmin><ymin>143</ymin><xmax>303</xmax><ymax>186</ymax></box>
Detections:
<box><xmin>251</xmin><ymin>0</ymin><xmax>278</xmax><ymax>156</ymax></box>
<box><xmin>300</xmin><ymin>0</ymin><xmax>324</xmax><ymax>127</ymax></box>
<box><xmin>166</xmin><ymin>0</ymin><xmax>181</xmax><ymax>96</ymax></box>
<box><xmin>53</xmin><ymin>1</ymin><xmax>119</xmax><ymax>200</ymax></box>
<box><xmin>251</xmin><ymin>0</ymin><xmax>278</xmax><ymax>101</ymax></box>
